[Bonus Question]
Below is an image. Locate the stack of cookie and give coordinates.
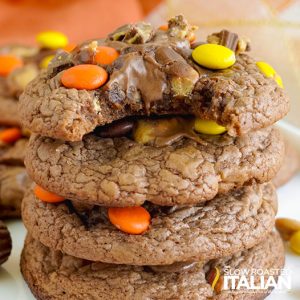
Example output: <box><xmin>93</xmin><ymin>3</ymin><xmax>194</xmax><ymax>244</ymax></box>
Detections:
<box><xmin>0</xmin><ymin>32</ymin><xmax>71</xmax><ymax>218</ymax></box>
<box><xmin>19</xmin><ymin>16</ymin><xmax>289</xmax><ymax>299</ymax></box>
<box><xmin>0</xmin><ymin>44</ymin><xmax>38</xmax><ymax>218</ymax></box>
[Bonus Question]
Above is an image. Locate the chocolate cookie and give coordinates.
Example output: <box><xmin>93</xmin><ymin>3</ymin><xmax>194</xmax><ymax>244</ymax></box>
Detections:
<box><xmin>273</xmin><ymin>139</ymin><xmax>300</xmax><ymax>187</ymax></box>
<box><xmin>22</xmin><ymin>183</ymin><xmax>277</xmax><ymax>265</ymax></box>
<box><xmin>0</xmin><ymin>97</ymin><xmax>20</xmax><ymax>126</ymax></box>
<box><xmin>19</xmin><ymin>18</ymin><xmax>289</xmax><ymax>142</ymax></box>
<box><xmin>25</xmin><ymin>127</ymin><xmax>284</xmax><ymax>206</ymax></box>
<box><xmin>0</xmin><ymin>137</ymin><xmax>30</xmax><ymax>218</ymax></box>
<box><xmin>0</xmin><ymin>165</ymin><xmax>31</xmax><ymax>218</ymax></box>
<box><xmin>21</xmin><ymin>232</ymin><xmax>284</xmax><ymax>300</ymax></box>
<box><xmin>0</xmin><ymin>220</ymin><xmax>12</xmax><ymax>265</ymax></box>
<box><xmin>0</xmin><ymin>138</ymin><xmax>28</xmax><ymax>165</ymax></box>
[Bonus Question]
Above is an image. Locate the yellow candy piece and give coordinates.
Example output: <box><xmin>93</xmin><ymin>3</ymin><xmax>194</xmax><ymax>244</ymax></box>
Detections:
<box><xmin>275</xmin><ymin>74</ymin><xmax>284</xmax><ymax>88</ymax></box>
<box><xmin>36</xmin><ymin>31</ymin><xmax>68</xmax><ymax>50</ymax></box>
<box><xmin>194</xmin><ymin>119</ymin><xmax>226</xmax><ymax>135</ymax></box>
<box><xmin>192</xmin><ymin>44</ymin><xmax>236</xmax><ymax>70</ymax></box>
<box><xmin>290</xmin><ymin>231</ymin><xmax>300</xmax><ymax>255</ymax></box>
<box><xmin>40</xmin><ymin>55</ymin><xmax>55</xmax><ymax>69</ymax></box>
<box><xmin>256</xmin><ymin>61</ymin><xmax>283</xmax><ymax>88</ymax></box>
<box><xmin>256</xmin><ymin>61</ymin><xmax>276</xmax><ymax>78</ymax></box>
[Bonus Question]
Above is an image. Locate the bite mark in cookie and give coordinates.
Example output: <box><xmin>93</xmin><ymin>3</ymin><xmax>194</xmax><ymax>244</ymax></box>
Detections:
<box><xmin>19</xmin><ymin>16</ymin><xmax>289</xmax><ymax>141</ymax></box>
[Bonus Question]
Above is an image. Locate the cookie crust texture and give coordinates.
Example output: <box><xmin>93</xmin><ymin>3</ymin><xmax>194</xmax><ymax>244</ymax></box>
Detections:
<box><xmin>22</xmin><ymin>183</ymin><xmax>277</xmax><ymax>265</ymax></box>
<box><xmin>21</xmin><ymin>233</ymin><xmax>284</xmax><ymax>300</ymax></box>
<box><xmin>25</xmin><ymin>127</ymin><xmax>284</xmax><ymax>206</ymax></box>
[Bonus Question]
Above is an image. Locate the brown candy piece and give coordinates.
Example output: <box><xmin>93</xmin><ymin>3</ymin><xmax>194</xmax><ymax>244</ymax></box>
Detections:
<box><xmin>94</xmin><ymin>118</ymin><xmax>135</xmax><ymax>138</ymax></box>
<box><xmin>0</xmin><ymin>220</ymin><xmax>12</xmax><ymax>265</ymax></box>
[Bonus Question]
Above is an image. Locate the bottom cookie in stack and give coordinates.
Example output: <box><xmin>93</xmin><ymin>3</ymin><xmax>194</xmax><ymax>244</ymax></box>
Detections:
<box><xmin>21</xmin><ymin>232</ymin><xmax>284</xmax><ymax>300</ymax></box>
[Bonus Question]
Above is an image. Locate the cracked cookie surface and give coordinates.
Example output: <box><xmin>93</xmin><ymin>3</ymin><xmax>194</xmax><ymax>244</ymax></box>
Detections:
<box><xmin>25</xmin><ymin>127</ymin><xmax>283</xmax><ymax>206</ymax></box>
<box><xmin>21</xmin><ymin>232</ymin><xmax>284</xmax><ymax>300</ymax></box>
<box><xmin>22</xmin><ymin>183</ymin><xmax>277</xmax><ymax>265</ymax></box>
<box><xmin>19</xmin><ymin>31</ymin><xmax>289</xmax><ymax>141</ymax></box>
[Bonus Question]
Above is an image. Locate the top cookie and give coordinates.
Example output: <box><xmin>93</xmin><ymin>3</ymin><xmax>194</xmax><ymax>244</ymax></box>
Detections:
<box><xmin>19</xmin><ymin>16</ymin><xmax>289</xmax><ymax>142</ymax></box>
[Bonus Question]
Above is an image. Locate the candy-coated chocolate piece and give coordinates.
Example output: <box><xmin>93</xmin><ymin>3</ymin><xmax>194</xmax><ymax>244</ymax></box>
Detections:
<box><xmin>256</xmin><ymin>61</ymin><xmax>276</xmax><ymax>78</ymax></box>
<box><xmin>290</xmin><ymin>231</ymin><xmax>300</xmax><ymax>255</ymax></box>
<box><xmin>63</xmin><ymin>43</ymin><xmax>76</xmax><ymax>52</ymax></box>
<box><xmin>40</xmin><ymin>55</ymin><xmax>55</xmax><ymax>69</ymax></box>
<box><xmin>0</xmin><ymin>54</ymin><xmax>23</xmax><ymax>76</ymax></box>
<box><xmin>194</xmin><ymin>119</ymin><xmax>226</xmax><ymax>135</ymax></box>
<box><xmin>256</xmin><ymin>61</ymin><xmax>283</xmax><ymax>88</ymax></box>
<box><xmin>36</xmin><ymin>31</ymin><xmax>68</xmax><ymax>50</ymax></box>
<box><xmin>275</xmin><ymin>74</ymin><xmax>284</xmax><ymax>88</ymax></box>
<box><xmin>108</xmin><ymin>206</ymin><xmax>150</xmax><ymax>234</ymax></box>
<box><xmin>34</xmin><ymin>185</ymin><xmax>65</xmax><ymax>203</ymax></box>
<box><xmin>95</xmin><ymin>46</ymin><xmax>119</xmax><ymax>65</ymax></box>
<box><xmin>61</xmin><ymin>64</ymin><xmax>108</xmax><ymax>90</ymax></box>
<box><xmin>0</xmin><ymin>128</ymin><xmax>22</xmax><ymax>143</ymax></box>
<box><xmin>159</xmin><ymin>24</ymin><xmax>168</xmax><ymax>31</ymax></box>
<box><xmin>192</xmin><ymin>44</ymin><xmax>236</xmax><ymax>69</ymax></box>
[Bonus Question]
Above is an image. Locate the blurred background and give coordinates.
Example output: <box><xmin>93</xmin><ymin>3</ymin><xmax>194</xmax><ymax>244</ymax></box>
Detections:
<box><xmin>0</xmin><ymin>0</ymin><xmax>299</xmax><ymax>127</ymax></box>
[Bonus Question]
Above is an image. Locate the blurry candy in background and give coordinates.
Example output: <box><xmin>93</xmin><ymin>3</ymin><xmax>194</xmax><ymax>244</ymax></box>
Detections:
<box><xmin>0</xmin><ymin>0</ymin><xmax>143</xmax><ymax>44</ymax></box>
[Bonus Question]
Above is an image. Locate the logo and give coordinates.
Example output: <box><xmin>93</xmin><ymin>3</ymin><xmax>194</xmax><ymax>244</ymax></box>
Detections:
<box><xmin>206</xmin><ymin>266</ymin><xmax>291</xmax><ymax>294</ymax></box>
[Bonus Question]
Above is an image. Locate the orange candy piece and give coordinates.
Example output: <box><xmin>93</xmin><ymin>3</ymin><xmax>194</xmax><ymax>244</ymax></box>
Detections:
<box><xmin>0</xmin><ymin>54</ymin><xmax>23</xmax><ymax>76</ymax></box>
<box><xmin>0</xmin><ymin>128</ymin><xmax>22</xmax><ymax>143</ymax></box>
<box><xmin>61</xmin><ymin>64</ymin><xmax>108</xmax><ymax>90</ymax></box>
<box><xmin>63</xmin><ymin>43</ymin><xmax>77</xmax><ymax>52</ymax></box>
<box><xmin>159</xmin><ymin>24</ymin><xmax>168</xmax><ymax>31</ymax></box>
<box><xmin>108</xmin><ymin>206</ymin><xmax>151</xmax><ymax>234</ymax></box>
<box><xmin>95</xmin><ymin>46</ymin><xmax>119</xmax><ymax>65</ymax></box>
<box><xmin>34</xmin><ymin>185</ymin><xmax>65</xmax><ymax>203</ymax></box>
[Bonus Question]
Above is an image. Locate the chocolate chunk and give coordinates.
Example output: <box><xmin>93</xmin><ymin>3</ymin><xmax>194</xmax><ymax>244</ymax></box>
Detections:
<box><xmin>207</xmin><ymin>29</ymin><xmax>251</xmax><ymax>54</ymax></box>
<box><xmin>207</xmin><ymin>30</ymin><xmax>238</xmax><ymax>52</ymax></box>
<box><xmin>0</xmin><ymin>221</ymin><xmax>12</xmax><ymax>265</ymax></box>
<box><xmin>94</xmin><ymin>118</ymin><xmax>135</xmax><ymax>138</ymax></box>
<box><xmin>108</xmin><ymin>22</ymin><xmax>154</xmax><ymax>44</ymax></box>
<box><xmin>168</xmin><ymin>15</ymin><xmax>197</xmax><ymax>41</ymax></box>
